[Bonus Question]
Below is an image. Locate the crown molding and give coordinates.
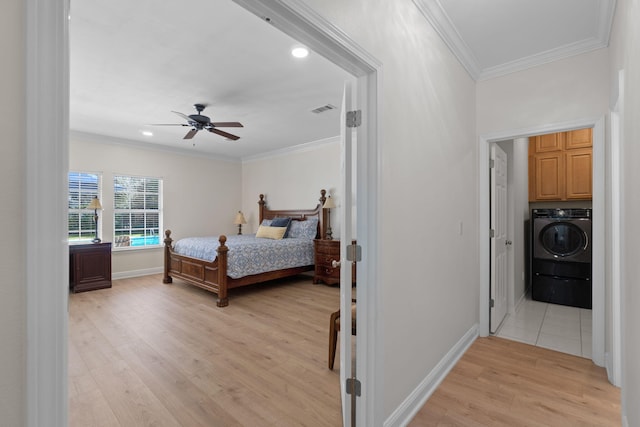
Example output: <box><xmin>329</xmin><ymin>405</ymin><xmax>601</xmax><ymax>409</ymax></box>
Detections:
<box><xmin>412</xmin><ymin>0</ymin><xmax>481</xmax><ymax>80</ymax></box>
<box><xmin>241</xmin><ymin>135</ymin><xmax>339</xmax><ymax>163</ymax></box>
<box><xmin>477</xmin><ymin>38</ymin><xmax>608</xmax><ymax>81</ymax></box>
<box><xmin>413</xmin><ymin>0</ymin><xmax>617</xmax><ymax>82</ymax></box>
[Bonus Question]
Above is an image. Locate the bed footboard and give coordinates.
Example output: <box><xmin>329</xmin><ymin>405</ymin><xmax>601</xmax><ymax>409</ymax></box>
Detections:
<box><xmin>163</xmin><ymin>230</ymin><xmax>230</xmax><ymax>307</ymax></box>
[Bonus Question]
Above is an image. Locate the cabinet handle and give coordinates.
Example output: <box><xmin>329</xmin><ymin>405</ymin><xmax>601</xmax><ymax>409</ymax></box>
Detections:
<box><xmin>331</xmin><ymin>260</ymin><xmax>341</xmax><ymax>268</ymax></box>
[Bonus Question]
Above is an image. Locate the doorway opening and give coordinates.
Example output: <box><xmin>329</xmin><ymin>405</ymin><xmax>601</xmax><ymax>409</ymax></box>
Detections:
<box><xmin>26</xmin><ymin>0</ymin><xmax>382</xmax><ymax>425</ymax></box>
<box><xmin>479</xmin><ymin>117</ymin><xmax>606</xmax><ymax>369</ymax></box>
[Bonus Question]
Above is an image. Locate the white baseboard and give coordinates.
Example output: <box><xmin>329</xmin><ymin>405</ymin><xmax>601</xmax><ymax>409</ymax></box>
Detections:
<box><xmin>112</xmin><ymin>267</ymin><xmax>163</xmax><ymax>280</ymax></box>
<box><xmin>605</xmin><ymin>351</ymin><xmax>614</xmax><ymax>384</ymax></box>
<box><xmin>383</xmin><ymin>324</ymin><xmax>479</xmax><ymax>427</ymax></box>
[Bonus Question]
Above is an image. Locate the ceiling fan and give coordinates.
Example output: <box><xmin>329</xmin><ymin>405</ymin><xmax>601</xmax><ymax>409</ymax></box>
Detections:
<box><xmin>152</xmin><ymin>104</ymin><xmax>243</xmax><ymax>140</ymax></box>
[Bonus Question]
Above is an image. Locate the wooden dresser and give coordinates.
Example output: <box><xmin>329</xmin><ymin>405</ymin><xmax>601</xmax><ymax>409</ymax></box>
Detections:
<box><xmin>313</xmin><ymin>239</ymin><xmax>356</xmax><ymax>285</ymax></box>
<box><xmin>69</xmin><ymin>242</ymin><xmax>112</xmax><ymax>292</ymax></box>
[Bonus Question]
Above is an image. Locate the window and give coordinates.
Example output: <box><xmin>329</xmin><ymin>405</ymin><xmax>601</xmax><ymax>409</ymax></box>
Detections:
<box><xmin>113</xmin><ymin>175</ymin><xmax>162</xmax><ymax>249</ymax></box>
<box><xmin>68</xmin><ymin>172</ymin><xmax>101</xmax><ymax>242</ymax></box>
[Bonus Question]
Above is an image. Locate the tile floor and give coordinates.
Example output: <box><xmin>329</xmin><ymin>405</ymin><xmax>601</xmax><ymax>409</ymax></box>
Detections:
<box><xmin>495</xmin><ymin>296</ymin><xmax>592</xmax><ymax>358</ymax></box>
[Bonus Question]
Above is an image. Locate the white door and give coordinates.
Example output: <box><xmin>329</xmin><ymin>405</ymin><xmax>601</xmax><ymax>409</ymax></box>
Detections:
<box><xmin>490</xmin><ymin>143</ymin><xmax>509</xmax><ymax>333</ymax></box>
<box><xmin>339</xmin><ymin>80</ymin><xmax>356</xmax><ymax>426</ymax></box>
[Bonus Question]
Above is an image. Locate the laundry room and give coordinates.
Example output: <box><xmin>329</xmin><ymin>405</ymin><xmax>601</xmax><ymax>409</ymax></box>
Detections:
<box><xmin>491</xmin><ymin>127</ymin><xmax>594</xmax><ymax>358</ymax></box>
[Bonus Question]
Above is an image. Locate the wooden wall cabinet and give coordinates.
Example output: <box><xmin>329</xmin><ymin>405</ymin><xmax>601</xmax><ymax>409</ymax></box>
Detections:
<box><xmin>528</xmin><ymin>129</ymin><xmax>592</xmax><ymax>202</ymax></box>
<box><xmin>69</xmin><ymin>242</ymin><xmax>112</xmax><ymax>292</ymax></box>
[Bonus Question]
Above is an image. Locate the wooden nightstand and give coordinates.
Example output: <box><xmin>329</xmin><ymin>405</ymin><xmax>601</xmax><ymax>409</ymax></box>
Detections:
<box><xmin>313</xmin><ymin>239</ymin><xmax>356</xmax><ymax>285</ymax></box>
<box><xmin>69</xmin><ymin>242</ymin><xmax>112</xmax><ymax>292</ymax></box>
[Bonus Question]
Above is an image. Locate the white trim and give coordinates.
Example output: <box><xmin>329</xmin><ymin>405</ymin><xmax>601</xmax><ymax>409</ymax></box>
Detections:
<box><xmin>609</xmin><ymin>69</ymin><xmax>624</xmax><ymax>387</ymax></box>
<box><xmin>112</xmin><ymin>268</ymin><xmax>163</xmax><ymax>280</ymax></box>
<box><xmin>412</xmin><ymin>0</ymin><xmax>481</xmax><ymax>80</ymax></box>
<box><xmin>72</xmin><ymin>129</ymin><xmax>343</xmax><ymax>164</ymax></box>
<box><xmin>478</xmin><ymin>39</ymin><xmax>608</xmax><ymax>81</ymax></box>
<box><xmin>71</xmin><ymin>130</ymin><xmax>242</xmax><ymax>163</ymax></box>
<box><xmin>413</xmin><ymin>0</ymin><xmax>616</xmax><ymax>81</ymax></box>
<box><xmin>242</xmin><ymin>135</ymin><xmax>339</xmax><ymax>163</ymax></box>
<box><xmin>479</xmin><ymin>118</ymin><xmax>607</xmax><ymax>369</ymax></box>
<box><xmin>26</xmin><ymin>0</ymin><xmax>69</xmax><ymax>425</ymax></box>
<box><xmin>383</xmin><ymin>325</ymin><xmax>479</xmax><ymax>427</ymax></box>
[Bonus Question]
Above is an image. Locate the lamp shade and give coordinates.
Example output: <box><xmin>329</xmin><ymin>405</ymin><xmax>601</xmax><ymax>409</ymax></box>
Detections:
<box><xmin>86</xmin><ymin>197</ymin><xmax>102</xmax><ymax>210</ymax></box>
<box><xmin>323</xmin><ymin>195</ymin><xmax>336</xmax><ymax>209</ymax></box>
<box><xmin>234</xmin><ymin>211</ymin><xmax>247</xmax><ymax>225</ymax></box>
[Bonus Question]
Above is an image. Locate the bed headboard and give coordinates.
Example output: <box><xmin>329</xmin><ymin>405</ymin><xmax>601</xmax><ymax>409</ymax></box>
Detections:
<box><xmin>258</xmin><ymin>189</ymin><xmax>328</xmax><ymax>239</ymax></box>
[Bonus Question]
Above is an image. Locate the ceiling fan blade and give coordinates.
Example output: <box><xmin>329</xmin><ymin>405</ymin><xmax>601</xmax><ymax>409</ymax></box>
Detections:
<box><xmin>210</xmin><ymin>122</ymin><xmax>243</xmax><ymax>128</ymax></box>
<box><xmin>208</xmin><ymin>128</ymin><xmax>240</xmax><ymax>140</ymax></box>
<box><xmin>148</xmin><ymin>123</ymin><xmax>189</xmax><ymax>126</ymax></box>
<box><xmin>184</xmin><ymin>129</ymin><xmax>198</xmax><ymax>139</ymax></box>
<box><xmin>172</xmin><ymin>111</ymin><xmax>191</xmax><ymax>121</ymax></box>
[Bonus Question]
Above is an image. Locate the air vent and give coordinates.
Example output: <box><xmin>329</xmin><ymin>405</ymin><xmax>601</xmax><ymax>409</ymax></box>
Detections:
<box><xmin>311</xmin><ymin>104</ymin><xmax>336</xmax><ymax>114</ymax></box>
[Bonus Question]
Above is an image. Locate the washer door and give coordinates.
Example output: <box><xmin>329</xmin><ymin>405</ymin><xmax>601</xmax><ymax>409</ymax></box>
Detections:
<box><xmin>534</xmin><ymin>219</ymin><xmax>591</xmax><ymax>262</ymax></box>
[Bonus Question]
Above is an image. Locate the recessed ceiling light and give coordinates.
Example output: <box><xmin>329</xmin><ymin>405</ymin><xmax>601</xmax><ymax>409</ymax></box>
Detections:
<box><xmin>141</xmin><ymin>130</ymin><xmax>153</xmax><ymax>137</ymax></box>
<box><xmin>291</xmin><ymin>47</ymin><xmax>309</xmax><ymax>58</ymax></box>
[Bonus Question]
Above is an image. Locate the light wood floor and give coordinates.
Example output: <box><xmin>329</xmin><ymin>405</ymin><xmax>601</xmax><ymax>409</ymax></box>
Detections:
<box><xmin>68</xmin><ymin>273</ymin><xmax>342</xmax><ymax>427</ymax></box>
<box><xmin>409</xmin><ymin>336</ymin><xmax>621</xmax><ymax>427</ymax></box>
<box><xmin>70</xmin><ymin>275</ymin><xmax>621</xmax><ymax>427</ymax></box>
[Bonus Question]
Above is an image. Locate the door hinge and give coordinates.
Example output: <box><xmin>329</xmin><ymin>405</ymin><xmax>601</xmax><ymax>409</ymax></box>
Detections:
<box><xmin>346</xmin><ymin>110</ymin><xmax>362</xmax><ymax>128</ymax></box>
<box><xmin>490</xmin><ymin>298</ymin><xmax>495</xmax><ymax>308</ymax></box>
<box><xmin>490</xmin><ymin>229</ymin><xmax>495</xmax><ymax>238</ymax></box>
<box><xmin>346</xmin><ymin>244</ymin><xmax>362</xmax><ymax>262</ymax></box>
<box><xmin>489</xmin><ymin>158</ymin><xmax>495</xmax><ymax>168</ymax></box>
<box><xmin>346</xmin><ymin>377</ymin><xmax>361</xmax><ymax>396</ymax></box>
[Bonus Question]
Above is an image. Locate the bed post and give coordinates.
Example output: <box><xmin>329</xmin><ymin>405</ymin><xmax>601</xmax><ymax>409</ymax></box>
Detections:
<box><xmin>163</xmin><ymin>229</ymin><xmax>173</xmax><ymax>284</ymax></box>
<box><xmin>319</xmin><ymin>189</ymin><xmax>327</xmax><ymax>239</ymax></box>
<box><xmin>216</xmin><ymin>235</ymin><xmax>229</xmax><ymax>307</ymax></box>
<box><xmin>258</xmin><ymin>193</ymin><xmax>266</xmax><ymax>224</ymax></box>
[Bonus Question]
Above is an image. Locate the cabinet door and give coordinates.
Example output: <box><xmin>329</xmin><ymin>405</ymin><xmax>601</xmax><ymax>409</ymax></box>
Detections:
<box><xmin>534</xmin><ymin>152</ymin><xmax>565</xmax><ymax>200</ymax></box>
<box><xmin>532</xmin><ymin>133</ymin><xmax>564</xmax><ymax>153</ymax></box>
<box><xmin>566</xmin><ymin>148</ymin><xmax>592</xmax><ymax>199</ymax></box>
<box><xmin>566</xmin><ymin>128</ymin><xmax>592</xmax><ymax>149</ymax></box>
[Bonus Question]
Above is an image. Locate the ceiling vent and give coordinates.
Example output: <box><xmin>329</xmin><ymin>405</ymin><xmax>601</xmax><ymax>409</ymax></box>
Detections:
<box><xmin>311</xmin><ymin>104</ymin><xmax>336</xmax><ymax>114</ymax></box>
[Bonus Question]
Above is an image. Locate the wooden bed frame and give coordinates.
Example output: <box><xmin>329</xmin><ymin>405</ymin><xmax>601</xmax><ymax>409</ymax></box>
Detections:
<box><xmin>163</xmin><ymin>189</ymin><xmax>328</xmax><ymax>307</ymax></box>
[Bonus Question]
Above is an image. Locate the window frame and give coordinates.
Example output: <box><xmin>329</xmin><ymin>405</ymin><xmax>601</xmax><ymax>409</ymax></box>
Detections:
<box><xmin>112</xmin><ymin>174</ymin><xmax>163</xmax><ymax>251</ymax></box>
<box><xmin>68</xmin><ymin>171</ymin><xmax>102</xmax><ymax>243</ymax></box>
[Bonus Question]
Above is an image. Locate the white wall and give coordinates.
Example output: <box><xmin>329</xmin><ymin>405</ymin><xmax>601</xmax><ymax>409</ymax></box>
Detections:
<box><xmin>301</xmin><ymin>0</ymin><xmax>479</xmax><ymax>420</ymax></box>
<box><xmin>609</xmin><ymin>0</ymin><xmax>640</xmax><ymax>424</ymax></box>
<box><xmin>477</xmin><ymin>49</ymin><xmax>610</xmax><ymax>135</ymax></box>
<box><xmin>70</xmin><ymin>133</ymin><xmax>242</xmax><ymax>276</ymax></box>
<box><xmin>0</xmin><ymin>0</ymin><xmax>25</xmax><ymax>425</ymax></box>
<box><xmin>241</xmin><ymin>138</ymin><xmax>341</xmax><ymax>233</ymax></box>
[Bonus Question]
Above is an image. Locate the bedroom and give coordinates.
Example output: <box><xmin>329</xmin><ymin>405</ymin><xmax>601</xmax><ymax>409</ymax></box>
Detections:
<box><xmin>68</xmin><ymin>0</ymin><xmax>353</xmax><ymax>423</ymax></box>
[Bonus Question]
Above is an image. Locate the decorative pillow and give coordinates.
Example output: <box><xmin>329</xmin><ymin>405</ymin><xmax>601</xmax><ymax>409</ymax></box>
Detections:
<box><xmin>270</xmin><ymin>217</ymin><xmax>292</xmax><ymax>237</ymax></box>
<box><xmin>287</xmin><ymin>217</ymin><xmax>319</xmax><ymax>240</ymax></box>
<box><xmin>260</xmin><ymin>219</ymin><xmax>273</xmax><ymax>226</ymax></box>
<box><xmin>255</xmin><ymin>225</ymin><xmax>287</xmax><ymax>240</ymax></box>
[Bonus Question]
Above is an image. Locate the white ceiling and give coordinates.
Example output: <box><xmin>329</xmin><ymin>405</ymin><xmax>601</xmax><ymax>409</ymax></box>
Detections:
<box><xmin>413</xmin><ymin>0</ymin><xmax>617</xmax><ymax>80</ymax></box>
<box><xmin>71</xmin><ymin>1</ymin><xmax>617</xmax><ymax>159</ymax></box>
<box><xmin>69</xmin><ymin>0</ymin><xmax>351</xmax><ymax>160</ymax></box>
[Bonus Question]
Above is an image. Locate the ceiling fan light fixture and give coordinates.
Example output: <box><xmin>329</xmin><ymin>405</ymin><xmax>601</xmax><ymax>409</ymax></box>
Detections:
<box><xmin>291</xmin><ymin>46</ymin><xmax>309</xmax><ymax>58</ymax></box>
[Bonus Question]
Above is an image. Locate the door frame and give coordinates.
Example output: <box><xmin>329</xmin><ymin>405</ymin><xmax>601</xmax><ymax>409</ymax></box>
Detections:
<box><xmin>478</xmin><ymin>117</ymin><xmax>606</xmax><ymax>367</ymax></box>
<box><xmin>26</xmin><ymin>0</ymin><xmax>383</xmax><ymax>425</ymax></box>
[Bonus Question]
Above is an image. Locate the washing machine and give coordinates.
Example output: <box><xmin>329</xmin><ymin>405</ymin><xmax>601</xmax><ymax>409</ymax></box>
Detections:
<box><xmin>531</xmin><ymin>208</ymin><xmax>592</xmax><ymax>309</ymax></box>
